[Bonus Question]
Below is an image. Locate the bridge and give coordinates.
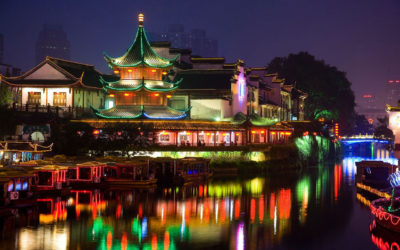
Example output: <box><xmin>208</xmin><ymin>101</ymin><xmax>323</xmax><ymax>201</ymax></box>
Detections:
<box><xmin>340</xmin><ymin>135</ymin><xmax>391</xmax><ymax>144</ymax></box>
<box><xmin>340</xmin><ymin>135</ymin><xmax>393</xmax><ymax>156</ymax></box>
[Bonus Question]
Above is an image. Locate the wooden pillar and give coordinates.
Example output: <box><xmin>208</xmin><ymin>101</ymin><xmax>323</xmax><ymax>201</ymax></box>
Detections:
<box><xmin>214</xmin><ymin>132</ymin><xmax>216</xmax><ymax>147</ymax></box>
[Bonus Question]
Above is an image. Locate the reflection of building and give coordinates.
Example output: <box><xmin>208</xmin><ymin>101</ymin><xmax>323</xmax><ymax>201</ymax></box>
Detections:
<box><xmin>35</xmin><ymin>25</ymin><xmax>70</xmax><ymax>64</ymax></box>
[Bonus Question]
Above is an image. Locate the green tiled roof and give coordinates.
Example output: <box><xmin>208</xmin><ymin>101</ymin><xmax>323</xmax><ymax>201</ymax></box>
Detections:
<box><xmin>100</xmin><ymin>77</ymin><xmax>182</xmax><ymax>91</ymax></box>
<box><xmin>104</xmin><ymin>26</ymin><xmax>178</xmax><ymax>68</ymax></box>
<box><xmin>48</xmin><ymin>57</ymin><xmax>104</xmax><ymax>88</ymax></box>
<box><xmin>93</xmin><ymin>105</ymin><xmax>188</xmax><ymax>120</ymax></box>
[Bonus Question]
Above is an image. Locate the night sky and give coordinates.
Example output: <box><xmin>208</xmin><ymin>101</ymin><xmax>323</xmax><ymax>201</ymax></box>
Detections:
<box><xmin>1</xmin><ymin>0</ymin><xmax>400</xmax><ymax>106</ymax></box>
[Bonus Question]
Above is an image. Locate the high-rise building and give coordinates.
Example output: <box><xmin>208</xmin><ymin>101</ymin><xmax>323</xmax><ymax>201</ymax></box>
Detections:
<box><xmin>385</xmin><ymin>79</ymin><xmax>400</xmax><ymax>107</ymax></box>
<box><xmin>35</xmin><ymin>25</ymin><xmax>70</xmax><ymax>64</ymax></box>
<box><xmin>356</xmin><ymin>93</ymin><xmax>386</xmax><ymax>125</ymax></box>
<box><xmin>150</xmin><ymin>24</ymin><xmax>218</xmax><ymax>57</ymax></box>
<box><xmin>0</xmin><ymin>33</ymin><xmax>4</xmax><ymax>63</ymax></box>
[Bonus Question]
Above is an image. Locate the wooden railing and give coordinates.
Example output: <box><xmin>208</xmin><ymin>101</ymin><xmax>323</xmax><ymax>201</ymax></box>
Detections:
<box><xmin>9</xmin><ymin>103</ymin><xmax>93</xmax><ymax>118</ymax></box>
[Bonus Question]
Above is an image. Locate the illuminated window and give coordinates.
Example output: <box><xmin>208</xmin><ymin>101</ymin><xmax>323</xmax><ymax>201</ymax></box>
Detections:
<box><xmin>27</xmin><ymin>92</ymin><xmax>41</xmax><ymax>105</ymax></box>
<box><xmin>160</xmin><ymin>134</ymin><xmax>170</xmax><ymax>142</ymax></box>
<box><xmin>53</xmin><ymin>92</ymin><xmax>66</xmax><ymax>106</ymax></box>
<box><xmin>116</xmin><ymin>93</ymin><xmax>140</xmax><ymax>105</ymax></box>
<box><xmin>143</xmin><ymin>94</ymin><xmax>163</xmax><ymax>105</ymax></box>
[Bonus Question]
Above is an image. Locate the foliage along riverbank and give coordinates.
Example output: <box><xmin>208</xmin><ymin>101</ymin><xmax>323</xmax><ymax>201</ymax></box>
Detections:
<box><xmin>210</xmin><ymin>135</ymin><xmax>342</xmax><ymax>175</ymax></box>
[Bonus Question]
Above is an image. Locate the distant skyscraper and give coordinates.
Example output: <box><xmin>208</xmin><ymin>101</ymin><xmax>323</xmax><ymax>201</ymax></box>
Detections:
<box><xmin>149</xmin><ymin>24</ymin><xmax>218</xmax><ymax>57</ymax></box>
<box><xmin>35</xmin><ymin>25</ymin><xmax>70</xmax><ymax>64</ymax></box>
<box><xmin>0</xmin><ymin>33</ymin><xmax>3</xmax><ymax>63</ymax></box>
<box><xmin>356</xmin><ymin>93</ymin><xmax>386</xmax><ymax>125</ymax></box>
<box><xmin>385</xmin><ymin>79</ymin><xmax>400</xmax><ymax>106</ymax></box>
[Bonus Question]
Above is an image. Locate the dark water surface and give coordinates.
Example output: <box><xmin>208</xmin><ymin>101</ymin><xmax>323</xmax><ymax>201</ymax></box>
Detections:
<box><xmin>0</xmin><ymin>152</ymin><xmax>398</xmax><ymax>249</ymax></box>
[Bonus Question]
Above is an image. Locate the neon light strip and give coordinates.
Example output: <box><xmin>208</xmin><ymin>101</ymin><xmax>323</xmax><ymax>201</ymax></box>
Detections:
<box><xmin>143</xmin><ymin>112</ymin><xmax>187</xmax><ymax>120</ymax></box>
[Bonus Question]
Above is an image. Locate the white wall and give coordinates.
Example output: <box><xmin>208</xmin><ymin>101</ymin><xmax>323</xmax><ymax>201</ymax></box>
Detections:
<box><xmin>25</xmin><ymin>63</ymin><xmax>69</xmax><ymax>80</ymax></box>
<box><xmin>47</xmin><ymin>88</ymin><xmax>73</xmax><ymax>106</ymax></box>
<box><xmin>190</xmin><ymin>99</ymin><xmax>231</xmax><ymax>120</ymax></box>
<box><xmin>21</xmin><ymin>88</ymin><xmax>46</xmax><ymax>105</ymax></box>
<box><xmin>389</xmin><ymin>111</ymin><xmax>400</xmax><ymax>144</ymax></box>
<box><xmin>21</xmin><ymin>87</ymin><xmax>72</xmax><ymax>106</ymax></box>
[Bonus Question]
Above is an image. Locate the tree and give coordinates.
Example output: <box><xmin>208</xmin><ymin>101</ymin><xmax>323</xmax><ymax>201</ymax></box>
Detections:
<box><xmin>353</xmin><ymin>114</ymin><xmax>374</xmax><ymax>135</ymax></box>
<box><xmin>374</xmin><ymin>116</ymin><xmax>394</xmax><ymax>140</ymax></box>
<box><xmin>0</xmin><ymin>105</ymin><xmax>17</xmax><ymax>139</ymax></box>
<box><xmin>267</xmin><ymin>52</ymin><xmax>356</xmax><ymax>135</ymax></box>
<box><xmin>0</xmin><ymin>83</ymin><xmax>12</xmax><ymax>106</ymax></box>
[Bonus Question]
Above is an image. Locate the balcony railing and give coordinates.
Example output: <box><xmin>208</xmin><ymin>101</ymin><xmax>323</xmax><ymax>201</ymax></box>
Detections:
<box><xmin>9</xmin><ymin>103</ymin><xmax>93</xmax><ymax>118</ymax></box>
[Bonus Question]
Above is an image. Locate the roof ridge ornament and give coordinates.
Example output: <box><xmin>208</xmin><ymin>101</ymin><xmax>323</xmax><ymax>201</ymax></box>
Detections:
<box><xmin>138</xmin><ymin>13</ymin><xmax>144</xmax><ymax>27</ymax></box>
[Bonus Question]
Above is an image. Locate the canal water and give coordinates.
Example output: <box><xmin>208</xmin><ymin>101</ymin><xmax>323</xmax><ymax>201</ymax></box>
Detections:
<box><xmin>0</xmin><ymin>149</ymin><xmax>398</xmax><ymax>250</ymax></box>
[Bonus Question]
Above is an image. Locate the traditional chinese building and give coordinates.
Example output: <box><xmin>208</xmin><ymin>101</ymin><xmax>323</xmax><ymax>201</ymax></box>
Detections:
<box><xmin>0</xmin><ymin>56</ymin><xmax>105</xmax><ymax>114</ymax></box>
<box><xmin>93</xmin><ymin>14</ymin><xmax>188</xmax><ymax>120</ymax></box>
<box><xmin>1</xmin><ymin>13</ymin><xmax>304</xmax><ymax>147</ymax></box>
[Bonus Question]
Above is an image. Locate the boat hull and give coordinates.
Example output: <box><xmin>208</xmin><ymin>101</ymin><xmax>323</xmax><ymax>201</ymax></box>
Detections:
<box><xmin>371</xmin><ymin>197</ymin><xmax>400</xmax><ymax>233</ymax></box>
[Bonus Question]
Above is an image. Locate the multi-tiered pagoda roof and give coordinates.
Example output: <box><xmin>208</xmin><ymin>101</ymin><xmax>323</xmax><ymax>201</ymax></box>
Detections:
<box><xmin>92</xmin><ymin>14</ymin><xmax>188</xmax><ymax>120</ymax></box>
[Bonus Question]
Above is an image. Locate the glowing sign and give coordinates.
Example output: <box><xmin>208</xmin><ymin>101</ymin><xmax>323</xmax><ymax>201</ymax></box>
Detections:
<box><xmin>390</xmin><ymin>113</ymin><xmax>400</xmax><ymax>128</ymax></box>
<box><xmin>389</xmin><ymin>172</ymin><xmax>400</xmax><ymax>188</ymax></box>
<box><xmin>238</xmin><ymin>74</ymin><xmax>245</xmax><ymax>101</ymax></box>
<box><xmin>334</xmin><ymin>123</ymin><xmax>339</xmax><ymax>137</ymax></box>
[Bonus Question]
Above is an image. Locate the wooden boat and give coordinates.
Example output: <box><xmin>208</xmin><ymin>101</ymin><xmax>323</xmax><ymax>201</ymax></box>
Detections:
<box><xmin>32</xmin><ymin>165</ymin><xmax>69</xmax><ymax>191</ymax></box>
<box><xmin>0</xmin><ymin>169</ymin><xmax>36</xmax><ymax>207</ymax></box>
<box><xmin>356</xmin><ymin>161</ymin><xmax>397</xmax><ymax>188</ymax></box>
<box><xmin>66</xmin><ymin>161</ymin><xmax>106</xmax><ymax>187</ymax></box>
<box><xmin>103</xmin><ymin>159</ymin><xmax>157</xmax><ymax>188</ymax></box>
<box><xmin>174</xmin><ymin>157</ymin><xmax>211</xmax><ymax>184</ymax></box>
<box><xmin>370</xmin><ymin>218</ymin><xmax>400</xmax><ymax>249</ymax></box>
<box><xmin>371</xmin><ymin>197</ymin><xmax>400</xmax><ymax>233</ymax></box>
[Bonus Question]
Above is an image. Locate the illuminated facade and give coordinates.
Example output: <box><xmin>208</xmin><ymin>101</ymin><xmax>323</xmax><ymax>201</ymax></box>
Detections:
<box><xmin>0</xmin><ymin>57</ymin><xmax>105</xmax><ymax>113</ymax></box>
<box><xmin>387</xmin><ymin>105</ymin><xmax>400</xmax><ymax>145</ymax></box>
<box><xmin>94</xmin><ymin>13</ymin><xmax>188</xmax><ymax>120</ymax></box>
<box><xmin>0</xmin><ymin>14</ymin><xmax>307</xmax><ymax>146</ymax></box>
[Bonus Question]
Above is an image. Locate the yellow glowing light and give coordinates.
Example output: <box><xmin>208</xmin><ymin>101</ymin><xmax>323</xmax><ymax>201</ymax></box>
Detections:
<box><xmin>261</xmin><ymin>131</ymin><xmax>265</xmax><ymax>134</ymax></box>
<box><xmin>109</xmin><ymin>94</ymin><xmax>115</xmax><ymax>98</ymax></box>
<box><xmin>162</xmin><ymin>72</ymin><xmax>167</xmax><ymax>75</ymax></box>
<box><xmin>251</xmin><ymin>131</ymin><xmax>256</xmax><ymax>134</ymax></box>
<box><xmin>154</xmin><ymin>93</ymin><xmax>159</xmax><ymax>97</ymax></box>
<box><xmin>206</xmin><ymin>133</ymin><xmax>211</xmax><ymax>136</ymax></box>
<box><xmin>128</xmin><ymin>69</ymin><xmax>132</xmax><ymax>72</ymax></box>
<box><xmin>236</xmin><ymin>133</ymin><xmax>240</xmax><ymax>136</ymax></box>
<box><xmin>187</xmin><ymin>132</ymin><xmax>191</xmax><ymax>135</ymax></box>
<box><xmin>124</xmin><ymin>93</ymin><xmax>130</xmax><ymax>97</ymax></box>
<box><xmin>138</xmin><ymin>13</ymin><xmax>144</xmax><ymax>24</ymax></box>
<box><xmin>222</xmin><ymin>133</ymin><xmax>227</xmax><ymax>136</ymax></box>
<box><xmin>162</xmin><ymin>131</ymin><xmax>167</xmax><ymax>135</ymax></box>
<box><xmin>285</xmin><ymin>132</ymin><xmax>291</xmax><ymax>135</ymax></box>
<box><xmin>151</xmin><ymin>69</ymin><xmax>157</xmax><ymax>72</ymax></box>
<box><xmin>113</xmin><ymin>70</ymin><xmax>119</xmax><ymax>74</ymax></box>
<box><xmin>166</xmin><ymin>95</ymin><xmax>172</xmax><ymax>98</ymax></box>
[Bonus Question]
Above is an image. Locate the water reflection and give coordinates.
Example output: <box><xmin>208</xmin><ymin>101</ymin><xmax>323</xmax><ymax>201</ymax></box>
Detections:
<box><xmin>1</xmin><ymin>151</ymin><xmax>397</xmax><ymax>249</ymax></box>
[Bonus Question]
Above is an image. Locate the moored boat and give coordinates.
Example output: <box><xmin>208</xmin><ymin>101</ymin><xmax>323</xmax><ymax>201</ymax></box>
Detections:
<box><xmin>0</xmin><ymin>169</ymin><xmax>36</xmax><ymax>207</ymax></box>
<box><xmin>66</xmin><ymin>161</ymin><xmax>106</xmax><ymax>187</ymax></box>
<box><xmin>103</xmin><ymin>159</ymin><xmax>157</xmax><ymax>188</ymax></box>
<box><xmin>356</xmin><ymin>160</ymin><xmax>397</xmax><ymax>188</ymax></box>
<box><xmin>175</xmin><ymin>157</ymin><xmax>211</xmax><ymax>184</ymax></box>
